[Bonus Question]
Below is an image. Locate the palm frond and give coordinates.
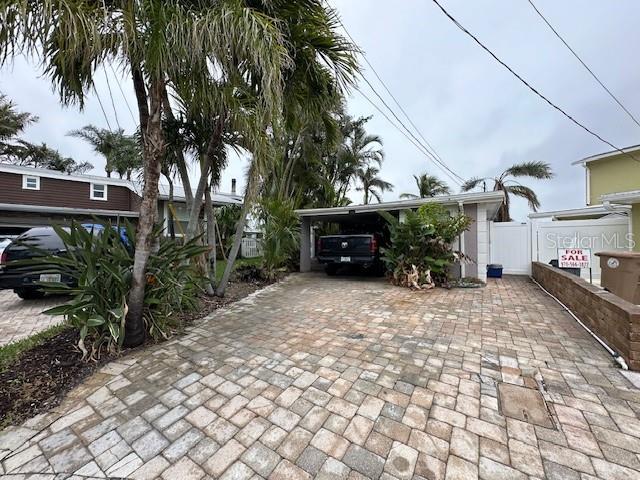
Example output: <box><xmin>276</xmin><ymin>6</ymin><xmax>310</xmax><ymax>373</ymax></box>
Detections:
<box><xmin>505</xmin><ymin>161</ymin><xmax>553</xmax><ymax>180</ymax></box>
<box><xmin>506</xmin><ymin>184</ymin><xmax>541</xmax><ymax>211</ymax></box>
<box><xmin>461</xmin><ymin>177</ymin><xmax>486</xmax><ymax>192</ymax></box>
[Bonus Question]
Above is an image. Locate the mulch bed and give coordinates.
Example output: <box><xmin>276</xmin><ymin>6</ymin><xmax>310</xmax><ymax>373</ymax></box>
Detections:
<box><xmin>0</xmin><ymin>277</ymin><xmax>273</xmax><ymax>429</ymax></box>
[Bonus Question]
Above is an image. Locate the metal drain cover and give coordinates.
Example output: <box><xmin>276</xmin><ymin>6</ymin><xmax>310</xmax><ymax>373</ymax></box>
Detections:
<box><xmin>498</xmin><ymin>383</ymin><xmax>554</xmax><ymax>428</ymax></box>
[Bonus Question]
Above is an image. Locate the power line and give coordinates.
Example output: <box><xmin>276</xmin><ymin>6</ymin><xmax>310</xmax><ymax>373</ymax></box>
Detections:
<box><xmin>338</xmin><ymin>16</ymin><xmax>465</xmax><ymax>184</ymax></box>
<box><xmin>339</xmin><ymin>20</ymin><xmax>462</xmax><ymax>183</ymax></box>
<box><xmin>109</xmin><ymin>63</ymin><xmax>137</xmax><ymax>124</ymax></box>
<box><xmin>93</xmin><ymin>84</ymin><xmax>113</xmax><ymax>130</ymax></box>
<box><xmin>102</xmin><ymin>65</ymin><xmax>121</xmax><ymax>130</ymax></box>
<box><xmin>355</xmin><ymin>86</ymin><xmax>464</xmax><ymax>186</ymax></box>
<box><xmin>357</xmin><ymin>71</ymin><xmax>464</xmax><ymax>186</ymax></box>
<box><xmin>430</xmin><ymin>0</ymin><xmax>640</xmax><ymax>164</ymax></box>
<box><xmin>526</xmin><ymin>0</ymin><xmax>640</xmax><ymax>130</ymax></box>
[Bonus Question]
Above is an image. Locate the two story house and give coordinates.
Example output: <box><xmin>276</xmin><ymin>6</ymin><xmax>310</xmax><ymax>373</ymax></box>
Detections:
<box><xmin>0</xmin><ymin>163</ymin><xmax>141</xmax><ymax>235</ymax></box>
<box><xmin>572</xmin><ymin>145</ymin><xmax>640</xmax><ymax>251</ymax></box>
<box><xmin>0</xmin><ymin>163</ymin><xmax>243</xmax><ymax>236</ymax></box>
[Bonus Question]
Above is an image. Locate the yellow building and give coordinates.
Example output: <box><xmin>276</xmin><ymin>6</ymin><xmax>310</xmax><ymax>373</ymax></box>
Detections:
<box><xmin>573</xmin><ymin>145</ymin><xmax>640</xmax><ymax>251</ymax></box>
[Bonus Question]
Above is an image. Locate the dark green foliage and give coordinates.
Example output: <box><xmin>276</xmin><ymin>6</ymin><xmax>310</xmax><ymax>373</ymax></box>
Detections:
<box><xmin>379</xmin><ymin>204</ymin><xmax>471</xmax><ymax>289</ymax></box>
<box><xmin>34</xmin><ymin>222</ymin><xmax>206</xmax><ymax>360</ymax></box>
<box><xmin>260</xmin><ymin>198</ymin><xmax>300</xmax><ymax>278</ymax></box>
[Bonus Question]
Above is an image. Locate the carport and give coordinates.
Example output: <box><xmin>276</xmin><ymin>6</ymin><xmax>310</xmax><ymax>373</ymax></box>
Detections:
<box><xmin>295</xmin><ymin>191</ymin><xmax>504</xmax><ymax>281</ymax></box>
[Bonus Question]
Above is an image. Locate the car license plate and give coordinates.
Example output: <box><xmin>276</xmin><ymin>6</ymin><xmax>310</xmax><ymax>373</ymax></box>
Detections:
<box><xmin>39</xmin><ymin>273</ymin><xmax>61</xmax><ymax>283</ymax></box>
<box><xmin>340</xmin><ymin>256</ymin><xmax>351</xmax><ymax>263</ymax></box>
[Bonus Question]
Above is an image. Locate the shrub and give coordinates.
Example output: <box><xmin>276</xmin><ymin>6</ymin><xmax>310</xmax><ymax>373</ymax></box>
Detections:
<box><xmin>380</xmin><ymin>204</ymin><xmax>471</xmax><ymax>289</ymax></box>
<box><xmin>259</xmin><ymin>198</ymin><xmax>300</xmax><ymax>278</ymax></box>
<box><xmin>38</xmin><ymin>222</ymin><xmax>206</xmax><ymax>360</ymax></box>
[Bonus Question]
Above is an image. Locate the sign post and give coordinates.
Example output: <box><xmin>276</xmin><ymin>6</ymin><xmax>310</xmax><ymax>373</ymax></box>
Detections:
<box><xmin>558</xmin><ymin>248</ymin><xmax>592</xmax><ymax>283</ymax></box>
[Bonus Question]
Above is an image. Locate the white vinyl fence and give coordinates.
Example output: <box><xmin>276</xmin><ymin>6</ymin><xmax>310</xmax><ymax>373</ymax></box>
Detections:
<box><xmin>490</xmin><ymin>222</ymin><xmax>530</xmax><ymax>275</ymax></box>
<box><xmin>532</xmin><ymin>216</ymin><xmax>630</xmax><ymax>279</ymax></box>
<box><xmin>241</xmin><ymin>237</ymin><xmax>263</xmax><ymax>258</ymax></box>
<box><xmin>488</xmin><ymin>215</ymin><xmax>631</xmax><ymax>279</ymax></box>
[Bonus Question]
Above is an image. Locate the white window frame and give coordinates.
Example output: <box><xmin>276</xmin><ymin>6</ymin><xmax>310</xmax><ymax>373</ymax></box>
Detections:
<box><xmin>22</xmin><ymin>175</ymin><xmax>40</xmax><ymax>190</ymax></box>
<box><xmin>90</xmin><ymin>183</ymin><xmax>108</xmax><ymax>201</ymax></box>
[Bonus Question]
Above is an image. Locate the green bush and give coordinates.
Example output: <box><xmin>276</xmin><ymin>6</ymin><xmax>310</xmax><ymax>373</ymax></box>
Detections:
<box><xmin>380</xmin><ymin>204</ymin><xmax>471</xmax><ymax>289</ymax></box>
<box><xmin>259</xmin><ymin>198</ymin><xmax>300</xmax><ymax>278</ymax></box>
<box><xmin>37</xmin><ymin>222</ymin><xmax>206</xmax><ymax>360</ymax></box>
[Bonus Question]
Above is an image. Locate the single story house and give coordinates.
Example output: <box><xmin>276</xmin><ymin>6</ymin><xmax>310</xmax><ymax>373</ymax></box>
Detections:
<box><xmin>295</xmin><ymin>190</ymin><xmax>505</xmax><ymax>282</ymax></box>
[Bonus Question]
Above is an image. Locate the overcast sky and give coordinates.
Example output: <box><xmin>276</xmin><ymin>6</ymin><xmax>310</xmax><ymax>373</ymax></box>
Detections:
<box><xmin>2</xmin><ymin>0</ymin><xmax>639</xmax><ymax>220</ymax></box>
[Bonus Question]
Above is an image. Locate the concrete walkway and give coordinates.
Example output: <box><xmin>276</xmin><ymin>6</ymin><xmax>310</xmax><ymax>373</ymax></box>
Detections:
<box><xmin>1</xmin><ymin>274</ymin><xmax>640</xmax><ymax>479</ymax></box>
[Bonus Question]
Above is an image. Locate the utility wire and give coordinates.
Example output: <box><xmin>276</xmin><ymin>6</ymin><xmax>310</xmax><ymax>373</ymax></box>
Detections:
<box><xmin>526</xmin><ymin>0</ymin><xmax>640</xmax><ymax>130</ymax></box>
<box><xmin>430</xmin><ymin>0</ymin><xmax>640</xmax><ymax>164</ymax></box>
<box><xmin>355</xmin><ymin>86</ymin><xmax>464</xmax><ymax>186</ymax></box>
<box><xmin>357</xmin><ymin>71</ymin><xmax>464</xmax><ymax>186</ymax></box>
<box><xmin>102</xmin><ymin>65</ymin><xmax>121</xmax><ymax>130</ymax></box>
<box><xmin>93</xmin><ymin>84</ymin><xmax>113</xmax><ymax>130</ymax></box>
<box><xmin>109</xmin><ymin>64</ymin><xmax>137</xmax><ymax>124</ymax></box>
<box><xmin>339</xmin><ymin>20</ymin><xmax>463</xmax><ymax>183</ymax></box>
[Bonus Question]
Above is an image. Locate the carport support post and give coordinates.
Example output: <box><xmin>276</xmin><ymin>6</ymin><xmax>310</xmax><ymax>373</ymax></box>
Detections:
<box><xmin>300</xmin><ymin>216</ymin><xmax>311</xmax><ymax>272</ymax></box>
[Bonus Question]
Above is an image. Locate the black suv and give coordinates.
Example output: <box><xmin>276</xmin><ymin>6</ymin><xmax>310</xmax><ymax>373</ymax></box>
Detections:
<box><xmin>0</xmin><ymin>227</ymin><xmax>74</xmax><ymax>299</ymax></box>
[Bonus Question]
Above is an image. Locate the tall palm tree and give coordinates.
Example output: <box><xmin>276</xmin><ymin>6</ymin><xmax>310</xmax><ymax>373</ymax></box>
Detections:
<box><xmin>68</xmin><ymin>125</ymin><xmax>141</xmax><ymax>179</ymax></box>
<box><xmin>461</xmin><ymin>161</ymin><xmax>554</xmax><ymax>221</ymax></box>
<box><xmin>1</xmin><ymin>1</ymin><xmax>290</xmax><ymax>345</ymax></box>
<box><xmin>337</xmin><ymin>117</ymin><xmax>384</xmax><ymax>198</ymax></box>
<box><xmin>356</xmin><ymin>165</ymin><xmax>394</xmax><ymax>204</ymax></box>
<box><xmin>215</xmin><ymin>0</ymin><xmax>359</xmax><ymax>296</ymax></box>
<box><xmin>400</xmin><ymin>173</ymin><xmax>451</xmax><ymax>199</ymax></box>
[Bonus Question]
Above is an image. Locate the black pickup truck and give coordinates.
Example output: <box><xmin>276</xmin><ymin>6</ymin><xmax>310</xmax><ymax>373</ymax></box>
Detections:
<box><xmin>316</xmin><ymin>233</ymin><xmax>383</xmax><ymax>275</ymax></box>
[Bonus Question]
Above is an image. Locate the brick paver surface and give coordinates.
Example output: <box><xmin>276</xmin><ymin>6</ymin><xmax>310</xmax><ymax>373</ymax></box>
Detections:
<box><xmin>0</xmin><ymin>290</ymin><xmax>63</xmax><ymax>346</ymax></box>
<box><xmin>2</xmin><ymin>274</ymin><xmax>640</xmax><ymax>479</ymax></box>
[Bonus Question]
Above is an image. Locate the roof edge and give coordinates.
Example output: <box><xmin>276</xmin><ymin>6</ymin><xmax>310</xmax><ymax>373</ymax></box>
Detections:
<box><xmin>295</xmin><ymin>191</ymin><xmax>505</xmax><ymax>217</ymax></box>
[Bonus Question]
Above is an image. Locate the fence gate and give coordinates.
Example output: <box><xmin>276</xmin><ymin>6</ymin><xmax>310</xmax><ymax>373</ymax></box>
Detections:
<box><xmin>241</xmin><ymin>237</ymin><xmax>263</xmax><ymax>258</ymax></box>
<box><xmin>489</xmin><ymin>222</ymin><xmax>531</xmax><ymax>275</ymax></box>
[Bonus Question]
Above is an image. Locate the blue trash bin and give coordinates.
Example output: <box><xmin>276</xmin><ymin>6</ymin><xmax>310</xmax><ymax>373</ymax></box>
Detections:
<box><xmin>487</xmin><ymin>264</ymin><xmax>503</xmax><ymax>278</ymax></box>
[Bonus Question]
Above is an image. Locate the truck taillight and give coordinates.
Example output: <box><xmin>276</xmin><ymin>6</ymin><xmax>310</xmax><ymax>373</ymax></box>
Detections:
<box><xmin>317</xmin><ymin>238</ymin><xmax>322</xmax><ymax>252</ymax></box>
<box><xmin>370</xmin><ymin>237</ymin><xmax>377</xmax><ymax>253</ymax></box>
<box><xmin>0</xmin><ymin>251</ymin><xmax>6</xmax><ymax>265</ymax></box>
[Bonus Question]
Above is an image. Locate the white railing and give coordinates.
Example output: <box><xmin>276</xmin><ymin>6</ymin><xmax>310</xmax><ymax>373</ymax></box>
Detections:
<box><xmin>241</xmin><ymin>237</ymin><xmax>263</xmax><ymax>258</ymax></box>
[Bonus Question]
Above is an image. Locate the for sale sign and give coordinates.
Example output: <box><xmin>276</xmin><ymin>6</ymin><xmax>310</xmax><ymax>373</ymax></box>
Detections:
<box><xmin>558</xmin><ymin>248</ymin><xmax>591</xmax><ymax>269</ymax></box>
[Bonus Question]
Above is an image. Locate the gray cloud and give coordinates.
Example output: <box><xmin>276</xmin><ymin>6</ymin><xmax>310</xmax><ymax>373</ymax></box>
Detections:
<box><xmin>2</xmin><ymin>0</ymin><xmax>639</xmax><ymax>217</ymax></box>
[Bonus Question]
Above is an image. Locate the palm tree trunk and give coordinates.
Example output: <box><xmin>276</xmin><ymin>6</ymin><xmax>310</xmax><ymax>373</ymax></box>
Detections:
<box><xmin>204</xmin><ymin>184</ymin><xmax>217</xmax><ymax>291</ymax></box>
<box><xmin>125</xmin><ymin>73</ymin><xmax>164</xmax><ymax>348</ymax></box>
<box><xmin>216</xmin><ymin>162</ymin><xmax>258</xmax><ymax>297</ymax></box>
<box><xmin>166</xmin><ymin>173</ymin><xmax>175</xmax><ymax>240</ymax></box>
<box><xmin>161</xmin><ymin>86</ymin><xmax>193</xmax><ymax>209</ymax></box>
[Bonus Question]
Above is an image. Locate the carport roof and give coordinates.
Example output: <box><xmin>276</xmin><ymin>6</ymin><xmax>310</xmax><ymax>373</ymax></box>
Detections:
<box><xmin>295</xmin><ymin>190</ymin><xmax>505</xmax><ymax>219</ymax></box>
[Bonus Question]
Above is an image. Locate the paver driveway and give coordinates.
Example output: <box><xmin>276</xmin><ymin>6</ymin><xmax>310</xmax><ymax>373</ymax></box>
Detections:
<box><xmin>0</xmin><ymin>290</ymin><xmax>63</xmax><ymax>346</ymax></box>
<box><xmin>2</xmin><ymin>274</ymin><xmax>640</xmax><ymax>479</ymax></box>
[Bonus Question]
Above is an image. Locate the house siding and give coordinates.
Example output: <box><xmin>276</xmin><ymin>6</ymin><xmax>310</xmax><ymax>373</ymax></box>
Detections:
<box><xmin>587</xmin><ymin>155</ymin><xmax>640</xmax><ymax>205</ymax></box>
<box><xmin>0</xmin><ymin>171</ymin><xmax>137</xmax><ymax>212</ymax></box>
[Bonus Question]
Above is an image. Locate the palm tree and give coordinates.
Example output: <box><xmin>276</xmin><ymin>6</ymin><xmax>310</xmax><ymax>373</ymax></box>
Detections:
<box><xmin>1</xmin><ymin>1</ymin><xmax>290</xmax><ymax>346</ymax></box>
<box><xmin>0</xmin><ymin>94</ymin><xmax>37</xmax><ymax>159</ymax></box>
<box><xmin>356</xmin><ymin>165</ymin><xmax>394</xmax><ymax>204</ymax></box>
<box><xmin>461</xmin><ymin>161</ymin><xmax>554</xmax><ymax>221</ymax></box>
<box><xmin>68</xmin><ymin>126</ymin><xmax>141</xmax><ymax>179</ymax></box>
<box><xmin>400</xmin><ymin>173</ymin><xmax>451</xmax><ymax>199</ymax></box>
<box><xmin>215</xmin><ymin>0</ymin><xmax>359</xmax><ymax>296</ymax></box>
<box><xmin>337</xmin><ymin>117</ymin><xmax>384</xmax><ymax>197</ymax></box>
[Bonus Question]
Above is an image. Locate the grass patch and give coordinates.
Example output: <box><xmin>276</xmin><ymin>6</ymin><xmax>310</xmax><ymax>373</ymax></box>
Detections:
<box><xmin>213</xmin><ymin>256</ymin><xmax>262</xmax><ymax>282</ymax></box>
<box><xmin>0</xmin><ymin>323</ymin><xmax>70</xmax><ymax>371</ymax></box>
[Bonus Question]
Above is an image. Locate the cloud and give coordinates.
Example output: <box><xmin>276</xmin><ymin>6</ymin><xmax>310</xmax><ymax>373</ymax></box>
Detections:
<box><xmin>2</xmin><ymin>0</ymin><xmax>639</xmax><ymax>213</ymax></box>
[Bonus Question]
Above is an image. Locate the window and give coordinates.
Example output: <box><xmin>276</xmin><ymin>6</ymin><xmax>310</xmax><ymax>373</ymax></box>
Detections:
<box><xmin>22</xmin><ymin>175</ymin><xmax>40</xmax><ymax>190</ymax></box>
<box><xmin>90</xmin><ymin>183</ymin><xmax>108</xmax><ymax>201</ymax></box>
